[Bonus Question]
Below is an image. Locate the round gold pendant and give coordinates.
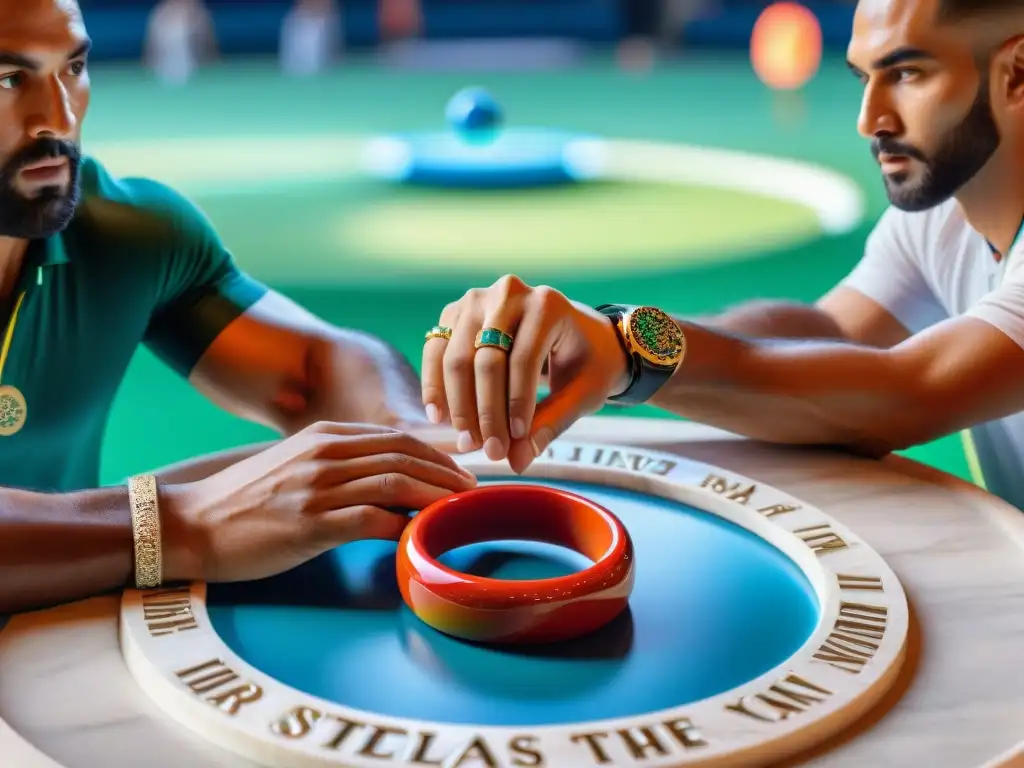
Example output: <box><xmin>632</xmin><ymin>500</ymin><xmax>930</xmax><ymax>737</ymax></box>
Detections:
<box><xmin>0</xmin><ymin>385</ymin><xmax>27</xmax><ymax>436</ymax></box>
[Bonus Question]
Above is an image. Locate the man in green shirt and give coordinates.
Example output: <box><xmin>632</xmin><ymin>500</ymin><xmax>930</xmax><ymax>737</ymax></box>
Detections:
<box><xmin>0</xmin><ymin>0</ymin><xmax>476</xmax><ymax>614</ymax></box>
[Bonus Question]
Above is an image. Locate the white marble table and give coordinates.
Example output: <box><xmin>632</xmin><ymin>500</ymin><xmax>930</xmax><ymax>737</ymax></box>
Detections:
<box><xmin>2</xmin><ymin>416</ymin><xmax>1024</xmax><ymax>767</ymax></box>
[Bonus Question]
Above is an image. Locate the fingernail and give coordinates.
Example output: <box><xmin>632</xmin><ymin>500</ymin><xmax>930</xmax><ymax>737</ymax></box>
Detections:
<box><xmin>510</xmin><ymin>418</ymin><xmax>526</xmax><ymax>440</ymax></box>
<box><xmin>531</xmin><ymin>427</ymin><xmax>555</xmax><ymax>457</ymax></box>
<box><xmin>484</xmin><ymin>437</ymin><xmax>504</xmax><ymax>461</ymax></box>
<box><xmin>457</xmin><ymin>431</ymin><xmax>475</xmax><ymax>453</ymax></box>
<box><xmin>425</xmin><ymin>404</ymin><xmax>440</xmax><ymax>424</ymax></box>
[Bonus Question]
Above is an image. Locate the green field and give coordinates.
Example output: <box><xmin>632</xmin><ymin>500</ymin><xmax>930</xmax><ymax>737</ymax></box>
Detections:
<box><xmin>88</xmin><ymin>54</ymin><xmax>973</xmax><ymax>485</ymax></box>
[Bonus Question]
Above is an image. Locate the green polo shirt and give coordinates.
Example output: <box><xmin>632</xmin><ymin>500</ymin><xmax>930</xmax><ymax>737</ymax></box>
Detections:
<box><xmin>0</xmin><ymin>156</ymin><xmax>267</xmax><ymax>492</ymax></box>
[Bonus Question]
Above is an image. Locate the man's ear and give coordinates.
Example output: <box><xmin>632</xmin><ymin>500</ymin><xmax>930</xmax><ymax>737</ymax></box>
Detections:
<box><xmin>997</xmin><ymin>36</ymin><xmax>1024</xmax><ymax>110</ymax></box>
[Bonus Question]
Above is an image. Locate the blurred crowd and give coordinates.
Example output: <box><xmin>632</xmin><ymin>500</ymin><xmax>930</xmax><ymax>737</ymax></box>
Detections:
<box><xmin>141</xmin><ymin>0</ymin><xmax>717</xmax><ymax>83</ymax></box>
<box><xmin>145</xmin><ymin>0</ymin><xmax>352</xmax><ymax>83</ymax></box>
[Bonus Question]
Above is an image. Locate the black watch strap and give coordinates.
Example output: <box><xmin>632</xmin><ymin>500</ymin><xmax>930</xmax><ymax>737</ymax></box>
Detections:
<box><xmin>595</xmin><ymin>304</ymin><xmax>677</xmax><ymax>405</ymax></box>
<box><xmin>596</xmin><ymin>304</ymin><xmax>639</xmax><ymax>402</ymax></box>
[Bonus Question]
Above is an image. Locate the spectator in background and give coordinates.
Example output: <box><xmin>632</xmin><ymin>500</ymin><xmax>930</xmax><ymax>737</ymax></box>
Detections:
<box><xmin>618</xmin><ymin>0</ymin><xmax>711</xmax><ymax>70</ymax></box>
<box><xmin>662</xmin><ymin>0</ymin><xmax>714</xmax><ymax>49</ymax></box>
<box><xmin>617</xmin><ymin>0</ymin><xmax>662</xmax><ymax>71</ymax></box>
<box><xmin>379</xmin><ymin>0</ymin><xmax>423</xmax><ymax>44</ymax></box>
<box><xmin>144</xmin><ymin>0</ymin><xmax>218</xmax><ymax>86</ymax></box>
<box><xmin>281</xmin><ymin>0</ymin><xmax>342</xmax><ymax>76</ymax></box>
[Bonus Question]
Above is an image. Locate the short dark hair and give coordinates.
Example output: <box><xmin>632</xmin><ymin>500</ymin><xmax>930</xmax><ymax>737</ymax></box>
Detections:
<box><xmin>938</xmin><ymin>0</ymin><xmax>1024</xmax><ymax>20</ymax></box>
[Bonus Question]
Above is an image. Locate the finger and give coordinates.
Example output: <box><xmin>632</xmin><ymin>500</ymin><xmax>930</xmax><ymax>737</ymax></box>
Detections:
<box><xmin>326</xmin><ymin>474</ymin><xmax>462</xmax><ymax>513</ymax></box>
<box><xmin>507</xmin><ymin>286</ymin><xmax>567</xmax><ymax>453</ymax></box>
<box><xmin>444</xmin><ymin>300</ymin><xmax>485</xmax><ymax>453</ymax></box>
<box><xmin>319</xmin><ymin>505</ymin><xmax>411</xmax><ymax>543</ymax></box>
<box><xmin>310</xmin><ymin>430</ymin><xmax>475</xmax><ymax>479</ymax></box>
<box><xmin>422</xmin><ymin>302</ymin><xmax>461</xmax><ymax>424</ymax></box>
<box><xmin>399</xmin><ymin>423</ymin><xmax>461</xmax><ymax>454</ymax></box>
<box><xmin>475</xmin><ymin>290</ymin><xmax>527</xmax><ymax>462</ymax></box>
<box><xmin>508</xmin><ymin>362</ymin><xmax>607</xmax><ymax>474</ymax></box>
<box><xmin>302</xmin><ymin>421</ymin><xmax>400</xmax><ymax>437</ymax></box>
<box><xmin>313</xmin><ymin>453</ymin><xmax>476</xmax><ymax>495</ymax></box>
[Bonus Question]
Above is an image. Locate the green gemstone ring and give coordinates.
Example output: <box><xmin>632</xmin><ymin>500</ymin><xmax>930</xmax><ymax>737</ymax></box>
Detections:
<box><xmin>475</xmin><ymin>327</ymin><xmax>514</xmax><ymax>352</ymax></box>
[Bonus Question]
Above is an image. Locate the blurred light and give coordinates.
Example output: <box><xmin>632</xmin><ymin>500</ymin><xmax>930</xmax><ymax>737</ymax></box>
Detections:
<box><xmin>750</xmin><ymin>2</ymin><xmax>823</xmax><ymax>91</ymax></box>
<box><xmin>562</xmin><ymin>139</ymin><xmax>609</xmax><ymax>181</ymax></box>
<box><xmin>362</xmin><ymin>137</ymin><xmax>414</xmax><ymax>180</ymax></box>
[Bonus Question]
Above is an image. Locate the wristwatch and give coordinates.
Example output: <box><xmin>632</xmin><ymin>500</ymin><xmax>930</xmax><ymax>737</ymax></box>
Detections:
<box><xmin>595</xmin><ymin>304</ymin><xmax>686</xmax><ymax>405</ymax></box>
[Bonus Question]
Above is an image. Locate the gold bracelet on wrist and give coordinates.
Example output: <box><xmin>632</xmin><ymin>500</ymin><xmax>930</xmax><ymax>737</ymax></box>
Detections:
<box><xmin>128</xmin><ymin>474</ymin><xmax>162</xmax><ymax>589</ymax></box>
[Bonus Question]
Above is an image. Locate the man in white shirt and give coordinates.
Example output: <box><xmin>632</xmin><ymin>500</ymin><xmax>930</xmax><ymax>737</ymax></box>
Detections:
<box><xmin>280</xmin><ymin>0</ymin><xmax>341</xmax><ymax>76</ymax></box>
<box><xmin>420</xmin><ymin>0</ymin><xmax>1024</xmax><ymax>509</ymax></box>
<box><xmin>143</xmin><ymin>0</ymin><xmax>217</xmax><ymax>86</ymax></box>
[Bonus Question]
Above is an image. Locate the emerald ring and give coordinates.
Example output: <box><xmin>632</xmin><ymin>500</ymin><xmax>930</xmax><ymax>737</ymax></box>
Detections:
<box><xmin>474</xmin><ymin>328</ymin><xmax>514</xmax><ymax>352</ymax></box>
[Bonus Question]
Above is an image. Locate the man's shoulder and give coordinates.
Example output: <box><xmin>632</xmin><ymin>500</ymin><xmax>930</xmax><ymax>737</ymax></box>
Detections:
<box><xmin>71</xmin><ymin>155</ymin><xmax>218</xmax><ymax>252</ymax></box>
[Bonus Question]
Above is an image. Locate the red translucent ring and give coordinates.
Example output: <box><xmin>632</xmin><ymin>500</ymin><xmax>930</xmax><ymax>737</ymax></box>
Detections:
<box><xmin>396</xmin><ymin>484</ymin><xmax>635</xmax><ymax>644</ymax></box>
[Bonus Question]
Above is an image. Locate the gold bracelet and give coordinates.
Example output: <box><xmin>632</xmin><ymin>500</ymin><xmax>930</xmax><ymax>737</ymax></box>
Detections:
<box><xmin>128</xmin><ymin>474</ymin><xmax>162</xmax><ymax>589</ymax></box>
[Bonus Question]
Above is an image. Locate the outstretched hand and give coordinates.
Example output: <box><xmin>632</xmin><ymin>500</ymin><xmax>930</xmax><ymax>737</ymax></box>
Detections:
<box><xmin>160</xmin><ymin>421</ymin><xmax>477</xmax><ymax>583</ymax></box>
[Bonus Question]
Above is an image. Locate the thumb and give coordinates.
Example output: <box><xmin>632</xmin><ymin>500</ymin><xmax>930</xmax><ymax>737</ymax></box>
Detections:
<box><xmin>508</xmin><ymin>366</ymin><xmax>606</xmax><ymax>473</ymax></box>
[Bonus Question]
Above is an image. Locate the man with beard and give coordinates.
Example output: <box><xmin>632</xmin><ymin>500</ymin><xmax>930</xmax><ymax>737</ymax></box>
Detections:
<box><xmin>421</xmin><ymin>0</ymin><xmax>1024</xmax><ymax>510</ymax></box>
<box><xmin>0</xmin><ymin>0</ymin><xmax>477</xmax><ymax>616</ymax></box>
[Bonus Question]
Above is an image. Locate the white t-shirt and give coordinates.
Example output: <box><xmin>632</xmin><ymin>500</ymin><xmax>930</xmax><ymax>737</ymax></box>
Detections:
<box><xmin>842</xmin><ymin>200</ymin><xmax>1024</xmax><ymax>508</ymax></box>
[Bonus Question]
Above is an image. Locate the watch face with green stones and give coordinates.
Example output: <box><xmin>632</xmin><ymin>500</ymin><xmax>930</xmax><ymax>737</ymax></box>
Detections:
<box><xmin>624</xmin><ymin>306</ymin><xmax>685</xmax><ymax>368</ymax></box>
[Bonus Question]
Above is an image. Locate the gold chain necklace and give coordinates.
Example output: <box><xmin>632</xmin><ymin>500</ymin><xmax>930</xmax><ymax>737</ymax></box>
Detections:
<box><xmin>0</xmin><ymin>290</ymin><xmax>28</xmax><ymax>436</ymax></box>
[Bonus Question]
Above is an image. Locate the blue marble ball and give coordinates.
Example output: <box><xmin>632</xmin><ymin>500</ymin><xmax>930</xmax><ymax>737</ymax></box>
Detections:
<box><xmin>446</xmin><ymin>87</ymin><xmax>504</xmax><ymax>144</ymax></box>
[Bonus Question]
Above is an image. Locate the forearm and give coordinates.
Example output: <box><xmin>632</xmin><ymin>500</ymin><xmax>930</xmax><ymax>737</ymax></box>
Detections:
<box><xmin>650</xmin><ymin>324</ymin><xmax>920</xmax><ymax>455</ymax></box>
<box><xmin>693</xmin><ymin>299</ymin><xmax>848</xmax><ymax>340</ymax></box>
<box><xmin>650</xmin><ymin>300</ymin><xmax>907</xmax><ymax>451</ymax></box>
<box><xmin>0</xmin><ymin>486</ymin><xmax>140</xmax><ymax>614</ymax></box>
<box><xmin>303</xmin><ymin>329</ymin><xmax>428</xmax><ymax>428</ymax></box>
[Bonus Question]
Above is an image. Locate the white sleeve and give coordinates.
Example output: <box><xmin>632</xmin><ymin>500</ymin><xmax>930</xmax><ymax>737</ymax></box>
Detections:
<box><xmin>967</xmin><ymin>269</ymin><xmax>1024</xmax><ymax>348</ymax></box>
<box><xmin>840</xmin><ymin>207</ymin><xmax>949</xmax><ymax>334</ymax></box>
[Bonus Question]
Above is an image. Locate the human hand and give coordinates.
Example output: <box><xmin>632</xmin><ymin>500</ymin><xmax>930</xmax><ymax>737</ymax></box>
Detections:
<box><xmin>392</xmin><ymin>422</ymin><xmax>462</xmax><ymax>454</ymax></box>
<box><xmin>421</xmin><ymin>275</ymin><xmax>631</xmax><ymax>473</ymax></box>
<box><xmin>159</xmin><ymin>422</ymin><xmax>477</xmax><ymax>583</ymax></box>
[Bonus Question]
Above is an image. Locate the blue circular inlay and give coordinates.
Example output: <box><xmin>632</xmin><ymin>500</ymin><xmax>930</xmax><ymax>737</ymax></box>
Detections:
<box><xmin>207</xmin><ymin>479</ymin><xmax>819</xmax><ymax>727</ymax></box>
<box><xmin>366</xmin><ymin>128</ymin><xmax>598</xmax><ymax>189</ymax></box>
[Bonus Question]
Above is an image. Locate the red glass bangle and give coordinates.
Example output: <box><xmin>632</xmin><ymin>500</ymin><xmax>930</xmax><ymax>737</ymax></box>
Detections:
<box><xmin>396</xmin><ymin>484</ymin><xmax>635</xmax><ymax>645</ymax></box>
